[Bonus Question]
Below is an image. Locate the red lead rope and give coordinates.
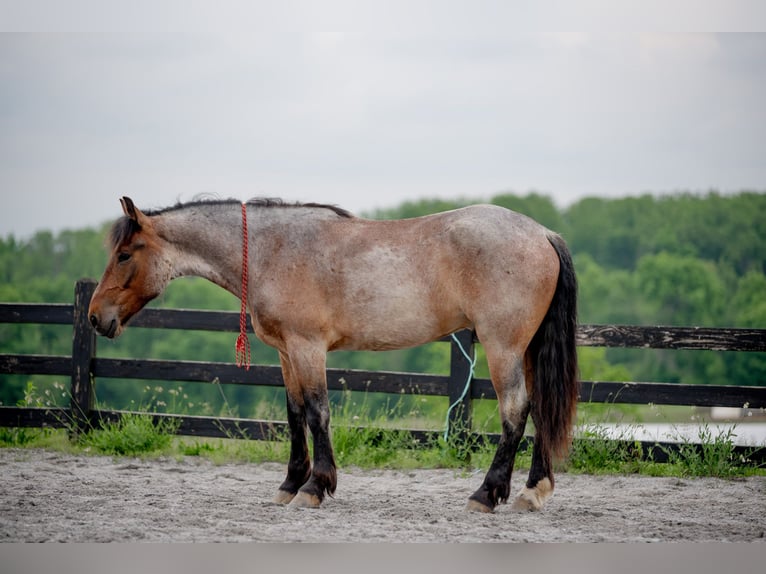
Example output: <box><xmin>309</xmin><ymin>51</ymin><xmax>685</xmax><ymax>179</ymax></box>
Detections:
<box><xmin>235</xmin><ymin>202</ymin><xmax>251</xmax><ymax>370</ymax></box>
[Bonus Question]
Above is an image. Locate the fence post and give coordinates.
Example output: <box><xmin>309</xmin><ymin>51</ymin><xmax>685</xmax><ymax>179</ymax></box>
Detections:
<box><xmin>447</xmin><ymin>329</ymin><xmax>475</xmax><ymax>442</ymax></box>
<box><xmin>70</xmin><ymin>279</ymin><xmax>97</xmax><ymax>437</ymax></box>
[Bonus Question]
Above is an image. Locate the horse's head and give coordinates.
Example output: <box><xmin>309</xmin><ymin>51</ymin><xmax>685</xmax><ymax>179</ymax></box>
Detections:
<box><xmin>88</xmin><ymin>197</ymin><xmax>170</xmax><ymax>339</ymax></box>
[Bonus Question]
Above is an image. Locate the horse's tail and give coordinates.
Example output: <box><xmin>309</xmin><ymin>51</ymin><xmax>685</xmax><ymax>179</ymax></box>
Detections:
<box><xmin>528</xmin><ymin>232</ymin><xmax>579</xmax><ymax>463</ymax></box>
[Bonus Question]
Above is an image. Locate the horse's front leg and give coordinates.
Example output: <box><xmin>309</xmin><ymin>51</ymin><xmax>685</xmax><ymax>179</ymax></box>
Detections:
<box><xmin>279</xmin><ymin>344</ymin><xmax>337</xmax><ymax>509</ymax></box>
<box><xmin>273</xmin><ymin>354</ymin><xmax>312</xmax><ymax>504</ymax></box>
<box><xmin>290</xmin><ymin>383</ymin><xmax>337</xmax><ymax>508</ymax></box>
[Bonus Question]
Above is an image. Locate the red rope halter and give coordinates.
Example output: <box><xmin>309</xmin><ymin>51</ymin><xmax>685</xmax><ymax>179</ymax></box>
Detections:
<box><xmin>235</xmin><ymin>202</ymin><xmax>251</xmax><ymax>370</ymax></box>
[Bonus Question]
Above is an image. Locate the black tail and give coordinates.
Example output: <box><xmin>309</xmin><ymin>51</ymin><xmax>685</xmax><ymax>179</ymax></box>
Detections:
<box><xmin>528</xmin><ymin>233</ymin><xmax>579</xmax><ymax>462</ymax></box>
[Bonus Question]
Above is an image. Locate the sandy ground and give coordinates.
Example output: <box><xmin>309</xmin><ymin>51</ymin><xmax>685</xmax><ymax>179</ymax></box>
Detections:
<box><xmin>1</xmin><ymin>448</ymin><xmax>765</xmax><ymax>542</ymax></box>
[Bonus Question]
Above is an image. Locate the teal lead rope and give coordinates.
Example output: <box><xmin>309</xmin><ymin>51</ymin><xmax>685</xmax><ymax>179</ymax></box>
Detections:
<box><xmin>443</xmin><ymin>333</ymin><xmax>477</xmax><ymax>441</ymax></box>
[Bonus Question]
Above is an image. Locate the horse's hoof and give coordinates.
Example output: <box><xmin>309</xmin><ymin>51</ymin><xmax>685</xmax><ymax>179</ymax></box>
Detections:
<box><xmin>511</xmin><ymin>478</ymin><xmax>553</xmax><ymax>512</ymax></box>
<box><xmin>510</xmin><ymin>495</ymin><xmax>540</xmax><ymax>512</ymax></box>
<box><xmin>465</xmin><ymin>499</ymin><xmax>494</xmax><ymax>513</ymax></box>
<box><xmin>273</xmin><ymin>490</ymin><xmax>296</xmax><ymax>505</ymax></box>
<box><xmin>289</xmin><ymin>491</ymin><xmax>322</xmax><ymax>509</ymax></box>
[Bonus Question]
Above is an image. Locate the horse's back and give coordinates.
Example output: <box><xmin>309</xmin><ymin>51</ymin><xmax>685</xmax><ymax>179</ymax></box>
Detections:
<box><xmin>321</xmin><ymin>205</ymin><xmax>559</xmax><ymax>350</ymax></box>
<box><xmin>431</xmin><ymin>204</ymin><xmax>553</xmax><ymax>253</ymax></box>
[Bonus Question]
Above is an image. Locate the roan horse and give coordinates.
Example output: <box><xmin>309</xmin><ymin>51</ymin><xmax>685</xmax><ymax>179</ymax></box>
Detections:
<box><xmin>88</xmin><ymin>197</ymin><xmax>578</xmax><ymax>513</ymax></box>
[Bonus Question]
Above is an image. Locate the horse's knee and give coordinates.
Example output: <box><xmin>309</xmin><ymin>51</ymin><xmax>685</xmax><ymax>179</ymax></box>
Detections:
<box><xmin>511</xmin><ymin>477</ymin><xmax>553</xmax><ymax>512</ymax></box>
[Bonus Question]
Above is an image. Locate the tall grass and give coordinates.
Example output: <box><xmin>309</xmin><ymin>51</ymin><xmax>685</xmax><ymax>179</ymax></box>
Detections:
<box><xmin>329</xmin><ymin>389</ymin><xmax>498</xmax><ymax>470</ymax></box>
<box><xmin>79</xmin><ymin>413</ymin><xmax>179</xmax><ymax>456</ymax></box>
<box><xmin>660</xmin><ymin>423</ymin><xmax>764</xmax><ymax>478</ymax></box>
<box><xmin>568</xmin><ymin>424</ymin><xmax>646</xmax><ymax>474</ymax></box>
<box><xmin>2</xmin><ymin>383</ymin><xmax>763</xmax><ymax>477</ymax></box>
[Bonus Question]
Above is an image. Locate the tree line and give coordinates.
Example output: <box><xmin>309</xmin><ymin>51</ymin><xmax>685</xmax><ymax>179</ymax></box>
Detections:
<box><xmin>1</xmin><ymin>191</ymin><xmax>764</xmax><ymax>414</ymax></box>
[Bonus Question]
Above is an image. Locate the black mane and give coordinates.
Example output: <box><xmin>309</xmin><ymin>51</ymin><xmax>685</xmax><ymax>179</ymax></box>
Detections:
<box><xmin>107</xmin><ymin>197</ymin><xmax>353</xmax><ymax>249</ymax></box>
<box><xmin>148</xmin><ymin>197</ymin><xmax>353</xmax><ymax>219</ymax></box>
<box><xmin>245</xmin><ymin>198</ymin><xmax>353</xmax><ymax>219</ymax></box>
<box><xmin>108</xmin><ymin>217</ymin><xmax>140</xmax><ymax>250</ymax></box>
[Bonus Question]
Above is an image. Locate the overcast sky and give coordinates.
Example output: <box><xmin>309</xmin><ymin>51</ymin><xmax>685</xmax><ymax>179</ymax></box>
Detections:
<box><xmin>1</xmin><ymin>29</ymin><xmax>765</xmax><ymax>239</ymax></box>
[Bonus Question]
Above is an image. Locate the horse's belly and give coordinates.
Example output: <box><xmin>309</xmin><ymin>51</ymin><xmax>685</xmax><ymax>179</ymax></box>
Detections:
<box><xmin>329</xmin><ymin>330</ymin><xmax>456</xmax><ymax>352</ymax></box>
<box><xmin>329</xmin><ymin>301</ymin><xmax>471</xmax><ymax>352</ymax></box>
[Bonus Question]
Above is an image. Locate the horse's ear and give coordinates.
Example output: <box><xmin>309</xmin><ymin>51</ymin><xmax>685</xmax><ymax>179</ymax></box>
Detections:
<box><xmin>120</xmin><ymin>197</ymin><xmax>143</xmax><ymax>224</ymax></box>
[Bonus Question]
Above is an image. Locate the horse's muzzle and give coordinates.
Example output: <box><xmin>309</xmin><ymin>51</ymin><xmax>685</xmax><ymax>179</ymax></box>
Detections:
<box><xmin>90</xmin><ymin>314</ymin><xmax>118</xmax><ymax>339</ymax></box>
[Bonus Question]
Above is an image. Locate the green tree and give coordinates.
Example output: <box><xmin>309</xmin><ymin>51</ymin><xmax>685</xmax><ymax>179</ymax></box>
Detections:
<box><xmin>731</xmin><ymin>271</ymin><xmax>766</xmax><ymax>328</ymax></box>
<box><xmin>3</xmin><ymin>191</ymin><xmax>765</xmax><ymax>410</ymax></box>
<box><xmin>724</xmin><ymin>271</ymin><xmax>766</xmax><ymax>387</ymax></box>
<box><xmin>574</xmin><ymin>253</ymin><xmax>646</xmax><ymax>325</ymax></box>
<box><xmin>636</xmin><ymin>252</ymin><xmax>726</xmax><ymax>327</ymax></box>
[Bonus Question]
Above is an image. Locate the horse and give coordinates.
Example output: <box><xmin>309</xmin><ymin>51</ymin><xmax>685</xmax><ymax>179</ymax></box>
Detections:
<box><xmin>88</xmin><ymin>196</ymin><xmax>578</xmax><ymax>513</ymax></box>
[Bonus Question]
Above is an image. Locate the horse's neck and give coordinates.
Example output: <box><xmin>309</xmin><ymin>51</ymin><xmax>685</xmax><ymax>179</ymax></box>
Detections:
<box><xmin>154</xmin><ymin>204</ymin><xmax>339</xmax><ymax>298</ymax></box>
<box><xmin>154</xmin><ymin>208</ymin><xmax>245</xmax><ymax>297</ymax></box>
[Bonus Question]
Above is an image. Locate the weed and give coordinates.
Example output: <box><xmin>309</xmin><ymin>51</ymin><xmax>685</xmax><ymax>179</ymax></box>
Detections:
<box><xmin>0</xmin><ymin>426</ymin><xmax>41</xmax><ymax>446</ymax></box>
<box><xmin>4</xmin><ymin>381</ymin><xmax>764</xmax><ymax>478</ymax></box>
<box><xmin>0</xmin><ymin>382</ymin><xmax>55</xmax><ymax>446</ymax></box>
<box><xmin>568</xmin><ymin>423</ymin><xmax>644</xmax><ymax>474</ymax></box>
<box><xmin>661</xmin><ymin>423</ymin><xmax>762</xmax><ymax>478</ymax></box>
<box><xmin>331</xmin><ymin>389</ymin><xmax>423</xmax><ymax>468</ymax></box>
<box><xmin>79</xmin><ymin>413</ymin><xmax>180</xmax><ymax>456</ymax></box>
<box><xmin>179</xmin><ymin>438</ymin><xmax>218</xmax><ymax>457</ymax></box>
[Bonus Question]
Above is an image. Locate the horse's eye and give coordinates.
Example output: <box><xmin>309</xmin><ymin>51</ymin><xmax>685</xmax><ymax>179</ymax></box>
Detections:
<box><xmin>117</xmin><ymin>252</ymin><xmax>131</xmax><ymax>263</ymax></box>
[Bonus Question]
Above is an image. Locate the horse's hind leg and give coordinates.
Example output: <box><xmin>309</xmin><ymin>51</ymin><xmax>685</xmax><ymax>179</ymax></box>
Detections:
<box><xmin>510</xmin><ymin>350</ymin><xmax>556</xmax><ymax>512</ymax></box>
<box><xmin>467</xmin><ymin>345</ymin><xmax>530</xmax><ymax>513</ymax></box>
<box><xmin>511</xmin><ymin>352</ymin><xmax>554</xmax><ymax>512</ymax></box>
<box><xmin>511</xmin><ymin>407</ymin><xmax>555</xmax><ymax>512</ymax></box>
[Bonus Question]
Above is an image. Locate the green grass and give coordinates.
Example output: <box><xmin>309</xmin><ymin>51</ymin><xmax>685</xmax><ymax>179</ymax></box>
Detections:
<box><xmin>78</xmin><ymin>413</ymin><xmax>180</xmax><ymax>457</ymax></box>
<box><xmin>659</xmin><ymin>423</ymin><xmax>765</xmax><ymax>478</ymax></box>
<box><xmin>565</xmin><ymin>422</ymin><xmax>765</xmax><ymax>478</ymax></box>
<box><xmin>567</xmin><ymin>424</ymin><xmax>646</xmax><ymax>474</ymax></box>
<box><xmin>2</xmin><ymin>421</ymin><xmax>763</xmax><ymax>479</ymax></box>
<box><xmin>0</xmin><ymin>426</ymin><xmax>48</xmax><ymax>447</ymax></box>
<box><xmin>328</xmin><ymin>390</ymin><xmax>500</xmax><ymax>471</ymax></box>
<box><xmin>1</xmin><ymin>382</ymin><xmax>763</xmax><ymax>477</ymax></box>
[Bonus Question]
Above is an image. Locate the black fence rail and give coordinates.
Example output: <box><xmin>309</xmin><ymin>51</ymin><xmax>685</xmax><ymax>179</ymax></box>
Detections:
<box><xmin>2</xmin><ymin>279</ymin><xmax>766</xmax><ymax>460</ymax></box>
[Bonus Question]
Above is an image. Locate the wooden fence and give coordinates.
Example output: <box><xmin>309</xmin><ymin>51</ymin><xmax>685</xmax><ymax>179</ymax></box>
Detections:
<box><xmin>2</xmin><ymin>279</ymin><xmax>766</xmax><ymax>461</ymax></box>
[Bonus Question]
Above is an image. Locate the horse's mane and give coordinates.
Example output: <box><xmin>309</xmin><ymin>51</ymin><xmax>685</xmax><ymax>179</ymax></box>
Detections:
<box><xmin>245</xmin><ymin>198</ymin><xmax>354</xmax><ymax>219</ymax></box>
<box><xmin>108</xmin><ymin>217</ymin><xmax>140</xmax><ymax>250</ymax></box>
<box><xmin>108</xmin><ymin>197</ymin><xmax>353</xmax><ymax>249</ymax></box>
